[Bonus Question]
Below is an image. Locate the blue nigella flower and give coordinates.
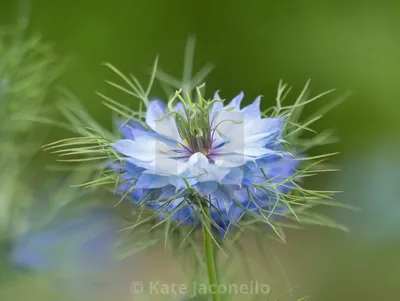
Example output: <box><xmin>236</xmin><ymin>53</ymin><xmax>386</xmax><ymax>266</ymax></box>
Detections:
<box><xmin>112</xmin><ymin>91</ymin><xmax>300</xmax><ymax>235</ymax></box>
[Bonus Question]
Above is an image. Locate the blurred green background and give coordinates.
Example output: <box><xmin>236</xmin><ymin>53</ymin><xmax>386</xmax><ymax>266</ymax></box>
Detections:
<box><xmin>1</xmin><ymin>0</ymin><xmax>400</xmax><ymax>300</ymax></box>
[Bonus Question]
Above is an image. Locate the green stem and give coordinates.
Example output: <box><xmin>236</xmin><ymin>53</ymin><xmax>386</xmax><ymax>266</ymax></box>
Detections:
<box><xmin>202</xmin><ymin>206</ymin><xmax>221</xmax><ymax>301</ymax></box>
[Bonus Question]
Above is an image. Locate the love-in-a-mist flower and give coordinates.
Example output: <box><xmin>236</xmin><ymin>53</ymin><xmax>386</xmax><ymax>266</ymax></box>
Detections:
<box><xmin>112</xmin><ymin>89</ymin><xmax>301</xmax><ymax>235</ymax></box>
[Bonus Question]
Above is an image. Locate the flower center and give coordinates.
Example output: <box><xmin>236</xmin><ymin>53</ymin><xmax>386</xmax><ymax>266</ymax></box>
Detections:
<box><xmin>185</xmin><ymin>131</ymin><xmax>211</xmax><ymax>156</ymax></box>
<box><xmin>174</xmin><ymin>112</ymin><xmax>212</xmax><ymax>156</ymax></box>
<box><xmin>167</xmin><ymin>88</ymin><xmax>222</xmax><ymax>158</ymax></box>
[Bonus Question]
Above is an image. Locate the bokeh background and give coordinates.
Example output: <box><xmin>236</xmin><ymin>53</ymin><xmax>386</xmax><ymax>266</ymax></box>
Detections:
<box><xmin>1</xmin><ymin>1</ymin><xmax>399</xmax><ymax>300</ymax></box>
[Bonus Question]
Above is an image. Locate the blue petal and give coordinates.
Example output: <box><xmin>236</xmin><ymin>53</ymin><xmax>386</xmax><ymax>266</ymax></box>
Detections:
<box><xmin>132</xmin><ymin>189</ymin><xmax>144</xmax><ymax>200</ymax></box>
<box><xmin>155</xmin><ymin>198</ymin><xmax>198</xmax><ymax>226</ymax></box>
<box><xmin>135</xmin><ymin>173</ymin><xmax>170</xmax><ymax>189</ymax></box>
<box><xmin>117</xmin><ymin>120</ymin><xmax>148</xmax><ymax>140</ymax></box>
<box><xmin>120</xmin><ymin>162</ymin><xmax>145</xmax><ymax>179</ymax></box>
<box><xmin>265</xmin><ymin>156</ymin><xmax>302</xmax><ymax>193</ymax></box>
<box><xmin>226</xmin><ymin>91</ymin><xmax>244</xmax><ymax>110</ymax></box>
<box><xmin>211</xmin><ymin>201</ymin><xmax>243</xmax><ymax>235</ymax></box>
<box><xmin>255</xmin><ymin>153</ymin><xmax>287</xmax><ymax>169</ymax></box>
<box><xmin>242</xmin><ymin>96</ymin><xmax>261</xmax><ymax>119</ymax></box>
<box><xmin>195</xmin><ymin>181</ymin><xmax>218</xmax><ymax>195</ymax></box>
<box><xmin>244</xmin><ymin>116</ymin><xmax>287</xmax><ymax>145</ymax></box>
<box><xmin>112</xmin><ymin>139</ymin><xmax>145</xmax><ymax>159</ymax></box>
<box><xmin>210</xmin><ymin>96</ymin><xmax>224</xmax><ymax>121</ymax></box>
<box><xmin>210</xmin><ymin>185</ymin><xmax>234</xmax><ymax>205</ymax></box>
<box><xmin>173</xmin><ymin>102</ymin><xmax>186</xmax><ymax>118</ymax></box>
<box><xmin>146</xmin><ymin>100</ymin><xmax>167</xmax><ymax>130</ymax></box>
<box><xmin>221</xmin><ymin>168</ymin><xmax>244</xmax><ymax>187</ymax></box>
<box><xmin>213</xmin><ymin>90</ymin><xmax>221</xmax><ymax>100</ymax></box>
<box><xmin>242</xmin><ymin>165</ymin><xmax>254</xmax><ymax>186</ymax></box>
<box><xmin>145</xmin><ymin>100</ymin><xmax>182</xmax><ymax>142</ymax></box>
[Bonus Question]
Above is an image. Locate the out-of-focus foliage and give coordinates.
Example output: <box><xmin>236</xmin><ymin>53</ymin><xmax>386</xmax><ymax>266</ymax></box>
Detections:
<box><xmin>0</xmin><ymin>15</ymin><xmax>63</xmax><ymax>251</ymax></box>
<box><xmin>0</xmin><ymin>12</ymin><xmax>122</xmax><ymax>301</ymax></box>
